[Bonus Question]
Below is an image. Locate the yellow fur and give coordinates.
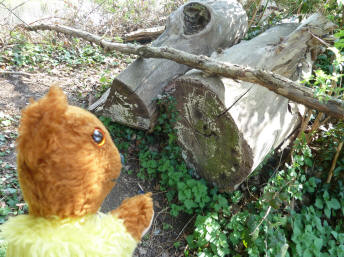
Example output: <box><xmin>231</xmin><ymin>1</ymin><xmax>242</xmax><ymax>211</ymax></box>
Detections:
<box><xmin>1</xmin><ymin>213</ymin><xmax>137</xmax><ymax>257</ymax></box>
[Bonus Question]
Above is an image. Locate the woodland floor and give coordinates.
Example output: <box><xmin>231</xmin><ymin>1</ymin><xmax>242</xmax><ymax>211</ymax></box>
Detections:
<box><xmin>0</xmin><ymin>65</ymin><xmax>190</xmax><ymax>256</ymax></box>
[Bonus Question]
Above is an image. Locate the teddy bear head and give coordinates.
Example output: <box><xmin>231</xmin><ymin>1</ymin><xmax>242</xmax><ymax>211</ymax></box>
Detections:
<box><xmin>17</xmin><ymin>86</ymin><xmax>121</xmax><ymax>218</ymax></box>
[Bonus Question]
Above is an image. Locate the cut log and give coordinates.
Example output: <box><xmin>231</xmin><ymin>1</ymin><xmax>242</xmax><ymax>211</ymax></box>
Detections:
<box><xmin>89</xmin><ymin>0</ymin><xmax>248</xmax><ymax>129</ymax></box>
<box><xmin>168</xmin><ymin>14</ymin><xmax>334</xmax><ymax>192</ymax></box>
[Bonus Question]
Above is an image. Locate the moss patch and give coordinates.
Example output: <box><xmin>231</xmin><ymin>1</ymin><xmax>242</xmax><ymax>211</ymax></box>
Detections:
<box><xmin>173</xmin><ymin>79</ymin><xmax>251</xmax><ymax>191</ymax></box>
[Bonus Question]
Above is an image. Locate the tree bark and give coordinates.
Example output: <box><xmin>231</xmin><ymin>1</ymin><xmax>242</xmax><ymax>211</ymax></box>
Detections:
<box><xmin>123</xmin><ymin>26</ymin><xmax>165</xmax><ymax>43</ymax></box>
<box><xmin>168</xmin><ymin>14</ymin><xmax>335</xmax><ymax>191</ymax></box>
<box><xmin>25</xmin><ymin>15</ymin><xmax>343</xmax><ymax>121</ymax></box>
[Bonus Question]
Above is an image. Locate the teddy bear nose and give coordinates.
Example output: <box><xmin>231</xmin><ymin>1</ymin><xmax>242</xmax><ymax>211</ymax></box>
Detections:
<box><xmin>120</xmin><ymin>153</ymin><xmax>125</xmax><ymax>165</ymax></box>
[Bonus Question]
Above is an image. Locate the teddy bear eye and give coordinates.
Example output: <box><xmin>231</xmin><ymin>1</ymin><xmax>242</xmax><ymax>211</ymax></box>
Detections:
<box><xmin>92</xmin><ymin>128</ymin><xmax>105</xmax><ymax>146</ymax></box>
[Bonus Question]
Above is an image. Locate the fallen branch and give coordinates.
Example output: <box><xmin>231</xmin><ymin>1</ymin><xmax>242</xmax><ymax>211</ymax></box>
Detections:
<box><xmin>327</xmin><ymin>141</ymin><xmax>343</xmax><ymax>183</ymax></box>
<box><xmin>123</xmin><ymin>26</ymin><xmax>165</xmax><ymax>42</ymax></box>
<box><xmin>0</xmin><ymin>70</ymin><xmax>31</xmax><ymax>77</ymax></box>
<box><xmin>24</xmin><ymin>23</ymin><xmax>344</xmax><ymax>119</ymax></box>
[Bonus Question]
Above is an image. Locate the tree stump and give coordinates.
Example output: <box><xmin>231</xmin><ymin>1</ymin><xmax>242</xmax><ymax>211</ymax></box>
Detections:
<box><xmin>168</xmin><ymin>14</ymin><xmax>335</xmax><ymax>191</ymax></box>
<box><xmin>89</xmin><ymin>0</ymin><xmax>248</xmax><ymax>129</ymax></box>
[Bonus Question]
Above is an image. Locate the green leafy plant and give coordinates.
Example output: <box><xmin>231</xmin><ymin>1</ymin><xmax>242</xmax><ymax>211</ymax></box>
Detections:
<box><xmin>1</xmin><ymin>33</ymin><xmax>120</xmax><ymax>71</ymax></box>
<box><xmin>0</xmin><ymin>166</ymin><xmax>27</xmax><ymax>224</ymax></box>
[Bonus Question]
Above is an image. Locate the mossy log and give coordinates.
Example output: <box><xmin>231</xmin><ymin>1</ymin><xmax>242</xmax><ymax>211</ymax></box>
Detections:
<box><xmin>168</xmin><ymin>14</ymin><xmax>334</xmax><ymax>191</ymax></box>
<box><xmin>89</xmin><ymin>0</ymin><xmax>248</xmax><ymax>129</ymax></box>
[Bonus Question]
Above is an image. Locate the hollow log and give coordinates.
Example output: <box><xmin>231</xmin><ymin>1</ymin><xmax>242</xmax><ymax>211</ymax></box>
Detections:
<box><xmin>168</xmin><ymin>14</ymin><xmax>334</xmax><ymax>192</ymax></box>
<box><xmin>89</xmin><ymin>0</ymin><xmax>248</xmax><ymax>129</ymax></box>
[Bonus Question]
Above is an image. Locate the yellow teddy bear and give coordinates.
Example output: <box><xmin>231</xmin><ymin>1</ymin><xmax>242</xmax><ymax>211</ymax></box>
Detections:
<box><xmin>1</xmin><ymin>86</ymin><xmax>154</xmax><ymax>257</ymax></box>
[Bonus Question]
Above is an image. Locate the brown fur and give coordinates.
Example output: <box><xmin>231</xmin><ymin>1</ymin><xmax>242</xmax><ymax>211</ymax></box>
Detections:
<box><xmin>17</xmin><ymin>86</ymin><xmax>153</xmax><ymax>240</ymax></box>
<box><xmin>112</xmin><ymin>193</ymin><xmax>154</xmax><ymax>241</ymax></box>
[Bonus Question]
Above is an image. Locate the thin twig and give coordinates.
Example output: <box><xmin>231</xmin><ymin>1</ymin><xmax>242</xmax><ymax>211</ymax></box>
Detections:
<box><xmin>216</xmin><ymin>87</ymin><xmax>251</xmax><ymax>118</ymax></box>
<box><xmin>0</xmin><ymin>2</ymin><xmax>31</xmax><ymax>28</ymax></box>
<box><xmin>296</xmin><ymin>2</ymin><xmax>303</xmax><ymax>15</ymax></box>
<box><xmin>326</xmin><ymin>141</ymin><xmax>343</xmax><ymax>183</ymax></box>
<box><xmin>151</xmin><ymin>207</ymin><xmax>169</xmax><ymax>238</ymax></box>
<box><xmin>290</xmin><ymin>109</ymin><xmax>312</xmax><ymax>159</ymax></box>
<box><xmin>250</xmin><ymin>206</ymin><xmax>271</xmax><ymax>236</ymax></box>
<box><xmin>300</xmin><ymin>110</ymin><xmax>313</xmax><ymax>137</ymax></box>
<box><xmin>152</xmin><ymin>207</ymin><xmax>169</xmax><ymax>224</ymax></box>
<box><xmin>270</xmin><ymin>149</ymin><xmax>285</xmax><ymax>180</ymax></box>
<box><xmin>175</xmin><ymin>214</ymin><xmax>196</xmax><ymax>240</ymax></box>
<box><xmin>254</xmin><ymin>0</ymin><xmax>271</xmax><ymax>28</ymax></box>
<box><xmin>308</xmin><ymin>30</ymin><xmax>331</xmax><ymax>48</ymax></box>
<box><xmin>83</xmin><ymin>0</ymin><xmax>107</xmax><ymax>23</ymax></box>
<box><xmin>11</xmin><ymin>0</ymin><xmax>30</xmax><ymax>12</ymax></box>
<box><xmin>0</xmin><ymin>70</ymin><xmax>31</xmax><ymax>77</ymax></box>
<box><xmin>152</xmin><ymin>191</ymin><xmax>168</xmax><ymax>195</ymax></box>
<box><xmin>248</xmin><ymin>0</ymin><xmax>263</xmax><ymax>29</ymax></box>
<box><xmin>320</xmin><ymin>115</ymin><xmax>331</xmax><ymax>126</ymax></box>
<box><xmin>29</xmin><ymin>16</ymin><xmax>67</xmax><ymax>25</ymax></box>
<box><xmin>306</xmin><ymin>112</ymin><xmax>324</xmax><ymax>144</ymax></box>
<box><xmin>137</xmin><ymin>183</ymin><xmax>144</xmax><ymax>192</ymax></box>
<box><xmin>246</xmin><ymin>179</ymin><xmax>259</xmax><ymax>201</ymax></box>
<box><xmin>307</xmin><ymin>78</ymin><xmax>338</xmax><ymax>143</ymax></box>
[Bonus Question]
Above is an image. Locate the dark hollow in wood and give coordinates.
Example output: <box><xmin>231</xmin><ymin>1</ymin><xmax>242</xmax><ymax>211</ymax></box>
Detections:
<box><xmin>183</xmin><ymin>3</ymin><xmax>211</xmax><ymax>35</ymax></box>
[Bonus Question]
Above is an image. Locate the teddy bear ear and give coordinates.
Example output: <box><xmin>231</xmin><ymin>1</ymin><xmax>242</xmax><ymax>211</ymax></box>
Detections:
<box><xmin>19</xmin><ymin>85</ymin><xmax>68</xmax><ymax>133</ymax></box>
<box><xmin>42</xmin><ymin>85</ymin><xmax>68</xmax><ymax>114</ymax></box>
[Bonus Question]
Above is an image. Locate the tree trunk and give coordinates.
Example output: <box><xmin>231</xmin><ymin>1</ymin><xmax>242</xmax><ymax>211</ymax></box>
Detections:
<box><xmin>89</xmin><ymin>0</ymin><xmax>248</xmax><ymax>129</ymax></box>
<box><xmin>169</xmin><ymin>14</ymin><xmax>333</xmax><ymax>192</ymax></box>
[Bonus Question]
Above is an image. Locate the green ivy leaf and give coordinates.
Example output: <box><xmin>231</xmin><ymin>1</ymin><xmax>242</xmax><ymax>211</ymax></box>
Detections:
<box><xmin>327</xmin><ymin>198</ymin><xmax>340</xmax><ymax>210</ymax></box>
<box><xmin>279</xmin><ymin>192</ymin><xmax>289</xmax><ymax>201</ymax></box>
<box><xmin>184</xmin><ymin>199</ymin><xmax>196</xmax><ymax>210</ymax></box>
<box><xmin>303</xmin><ymin>248</ymin><xmax>313</xmax><ymax>257</ymax></box>
<box><xmin>323</xmin><ymin>191</ymin><xmax>330</xmax><ymax>201</ymax></box>
<box><xmin>313</xmin><ymin>237</ymin><xmax>323</xmax><ymax>252</ymax></box>
<box><xmin>270</xmin><ymin>199</ymin><xmax>282</xmax><ymax>209</ymax></box>
<box><xmin>304</xmin><ymin>157</ymin><xmax>313</xmax><ymax>167</ymax></box>
<box><xmin>315</xmin><ymin>198</ymin><xmax>324</xmax><ymax>209</ymax></box>
<box><xmin>324</xmin><ymin>207</ymin><xmax>331</xmax><ymax>219</ymax></box>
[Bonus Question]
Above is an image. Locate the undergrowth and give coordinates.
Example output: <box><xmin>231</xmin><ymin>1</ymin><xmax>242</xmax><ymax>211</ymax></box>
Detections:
<box><xmin>101</xmin><ymin>96</ymin><xmax>213</xmax><ymax>217</ymax></box>
<box><xmin>0</xmin><ymin>32</ymin><xmax>122</xmax><ymax>71</ymax></box>
<box><xmin>92</xmin><ymin>0</ymin><xmax>187</xmax><ymax>35</ymax></box>
<box><xmin>102</xmin><ymin>91</ymin><xmax>344</xmax><ymax>256</ymax></box>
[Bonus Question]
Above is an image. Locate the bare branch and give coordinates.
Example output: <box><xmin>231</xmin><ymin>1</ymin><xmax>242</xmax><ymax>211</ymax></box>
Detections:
<box><xmin>124</xmin><ymin>26</ymin><xmax>165</xmax><ymax>42</ymax></box>
<box><xmin>24</xmin><ymin>23</ymin><xmax>344</xmax><ymax>119</ymax></box>
<box><xmin>0</xmin><ymin>70</ymin><xmax>31</xmax><ymax>77</ymax></box>
<box><xmin>0</xmin><ymin>2</ymin><xmax>32</xmax><ymax>28</ymax></box>
<box><xmin>250</xmin><ymin>206</ymin><xmax>272</xmax><ymax>236</ymax></box>
<box><xmin>327</xmin><ymin>141</ymin><xmax>343</xmax><ymax>183</ymax></box>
